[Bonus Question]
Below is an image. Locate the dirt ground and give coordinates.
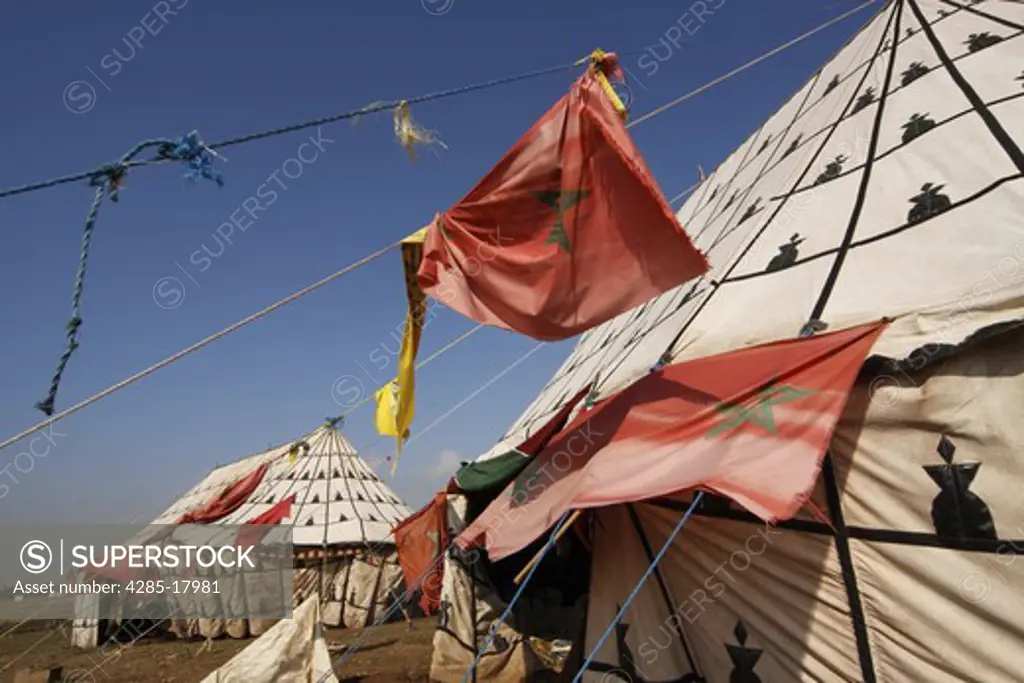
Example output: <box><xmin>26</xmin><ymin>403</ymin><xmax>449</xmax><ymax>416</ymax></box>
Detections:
<box><xmin>0</xmin><ymin>617</ymin><xmax>435</xmax><ymax>682</ymax></box>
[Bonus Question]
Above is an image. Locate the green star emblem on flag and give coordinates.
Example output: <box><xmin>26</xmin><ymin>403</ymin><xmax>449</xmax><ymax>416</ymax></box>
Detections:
<box><xmin>531</xmin><ymin>189</ymin><xmax>589</xmax><ymax>253</ymax></box>
<box><xmin>426</xmin><ymin>530</ymin><xmax>441</xmax><ymax>559</ymax></box>
<box><xmin>707</xmin><ymin>382</ymin><xmax>818</xmax><ymax>437</ymax></box>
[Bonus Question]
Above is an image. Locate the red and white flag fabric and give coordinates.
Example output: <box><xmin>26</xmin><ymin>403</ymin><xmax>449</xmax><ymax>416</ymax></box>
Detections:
<box><xmin>174</xmin><ymin>463</ymin><xmax>269</xmax><ymax>526</ymax></box>
<box><xmin>236</xmin><ymin>493</ymin><xmax>296</xmax><ymax>551</ymax></box>
<box><xmin>393</xmin><ymin>491</ymin><xmax>449</xmax><ymax>615</ymax></box>
<box><xmin>457</xmin><ymin>321</ymin><xmax>887</xmax><ymax>560</ymax></box>
<box><xmin>416</xmin><ymin>51</ymin><xmax>708</xmax><ymax>341</ymax></box>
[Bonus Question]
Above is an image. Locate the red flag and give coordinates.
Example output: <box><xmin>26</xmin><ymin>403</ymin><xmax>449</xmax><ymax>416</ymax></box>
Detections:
<box><xmin>175</xmin><ymin>463</ymin><xmax>269</xmax><ymax>525</ymax></box>
<box><xmin>457</xmin><ymin>321</ymin><xmax>887</xmax><ymax>560</ymax></box>
<box><xmin>236</xmin><ymin>493</ymin><xmax>296</xmax><ymax>550</ymax></box>
<box><xmin>393</xmin><ymin>491</ymin><xmax>449</xmax><ymax>615</ymax></box>
<box><xmin>517</xmin><ymin>385</ymin><xmax>593</xmax><ymax>455</ymax></box>
<box><xmin>417</xmin><ymin>53</ymin><xmax>708</xmax><ymax>341</ymax></box>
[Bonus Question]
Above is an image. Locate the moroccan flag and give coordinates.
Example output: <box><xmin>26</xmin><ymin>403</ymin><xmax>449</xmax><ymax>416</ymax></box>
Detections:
<box><xmin>417</xmin><ymin>51</ymin><xmax>708</xmax><ymax>341</ymax></box>
<box><xmin>393</xmin><ymin>491</ymin><xmax>449</xmax><ymax>615</ymax></box>
<box><xmin>374</xmin><ymin>227</ymin><xmax>429</xmax><ymax>470</ymax></box>
<box><xmin>457</xmin><ymin>321</ymin><xmax>887</xmax><ymax>560</ymax></box>
<box><xmin>236</xmin><ymin>493</ymin><xmax>296</xmax><ymax>550</ymax></box>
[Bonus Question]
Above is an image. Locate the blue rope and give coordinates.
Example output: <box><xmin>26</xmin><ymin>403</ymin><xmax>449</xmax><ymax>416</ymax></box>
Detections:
<box><xmin>34</xmin><ymin>184</ymin><xmax>104</xmax><ymax>416</ymax></box>
<box><xmin>573</xmin><ymin>492</ymin><xmax>704</xmax><ymax>682</ymax></box>
<box><xmin>35</xmin><ymin>136</ymin><xmax>222</xmax><ymax>415</ymax></box>
<box><xmin>461</xmin><ymin>510</ymin><xmax>573</xmax><ymax>683</ymax></box>
<box><xmin>0</xmin><ymin>55</ymin><xmax>610</xmax><ymax>201</ymax></box>
<box><xmin>158</xmin><ymin>132</ymin><xmax>225</xmax><ymax>186</ymax></box>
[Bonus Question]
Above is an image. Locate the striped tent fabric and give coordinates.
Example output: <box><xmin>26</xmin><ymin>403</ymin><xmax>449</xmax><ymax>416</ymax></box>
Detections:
<box><xmin>153</xmin><ymin>424</ymin><xmax>411</xmax><ymax>545</ymax></box>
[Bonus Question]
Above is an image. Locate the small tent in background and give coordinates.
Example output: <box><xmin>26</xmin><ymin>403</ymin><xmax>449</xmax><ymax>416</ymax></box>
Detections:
<box><xmin>71</xmin><ymin>420</ymin><xmax>412</xmax><ymax>649</ymax></box>
<box><xmin>429</xmin><ymin>0</ymin><xmax>1024</xmax><ymax>680</ymax></box>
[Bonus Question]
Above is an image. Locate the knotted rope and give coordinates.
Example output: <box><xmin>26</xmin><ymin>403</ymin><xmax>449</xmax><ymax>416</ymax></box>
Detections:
<box><xmin>36</xmin><ymin>135</ymin><xmax>223</xmax><ymax>415</ymax></box>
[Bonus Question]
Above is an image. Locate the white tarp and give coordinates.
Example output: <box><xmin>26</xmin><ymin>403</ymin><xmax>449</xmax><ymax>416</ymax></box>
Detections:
<box><xmin>199</xmin><ymin>595</ymin><xmax>338</xmax><ymax>683</ymax></box>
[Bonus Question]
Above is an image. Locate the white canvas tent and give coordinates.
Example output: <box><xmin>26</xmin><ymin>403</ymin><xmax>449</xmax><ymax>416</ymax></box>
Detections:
<box><xmin>72</xmin><ymin>421</ymin><xmax>412</xmax><ymax>648</ymax></box>
<box><xmin>199</xmin><ymin>595</ymin><xmax>338</xmax><ymax>683</ymax></box>
<box><xmin>433</xmin><ymin>0</ymin><xmax>1024</xmax><ymax>680</ymax></box>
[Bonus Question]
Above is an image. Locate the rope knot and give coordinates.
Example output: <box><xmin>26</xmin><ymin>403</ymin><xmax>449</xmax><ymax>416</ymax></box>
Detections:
<box><xmin>159</xmin><ymin>132</ymin><xmax>224</xmax><ymax>187</ymax></box>
<box><xmin>66</xmin><ymin>315</ymin><xmax>83</xmax><ymax>336</ymax></box>
<box><xmin>34</xmin><ymin>397</ymin><xmax>55</xmax><ymax>417</ymax></box>
<box><xmin>89</xmin><ymin>164</ymin><xmax>128</xmax><ymax>202</ymax></box>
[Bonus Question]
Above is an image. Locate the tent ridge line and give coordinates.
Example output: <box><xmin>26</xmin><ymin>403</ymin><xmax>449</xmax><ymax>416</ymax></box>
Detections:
<box><xmin>807</xmin><ymin>0</ymin><xmax>903</xmax><ymax>325</ymax></box>
<box><xmin>908</xmin><ymin>0</ymin><xmax>1024</xmax><ymax>172</ymax></box>
<box><xmin>681</xmin><ymin>0</ymin><xmax>889</xmax><ymax>230</ymax></box>
<box><xmin>820</xmin><ymin>453</ymin><xmax>879</xmax><ymax>682</ymax></box>
<box><xmin>938</xmin><ymin>0</ymin><xmax>1024</xmax><ymax>32</ymax></box>
<box><xmin>648</xmin><ymin>0</ymin><xmax>898</xmax><ymax>376</ymax></box>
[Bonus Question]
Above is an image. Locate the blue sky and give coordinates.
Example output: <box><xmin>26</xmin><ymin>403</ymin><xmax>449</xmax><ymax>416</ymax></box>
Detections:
<box><xmin>0</xmin><ymin>1</ymin><xmax>874</xmax><ymax>523</ymax></box>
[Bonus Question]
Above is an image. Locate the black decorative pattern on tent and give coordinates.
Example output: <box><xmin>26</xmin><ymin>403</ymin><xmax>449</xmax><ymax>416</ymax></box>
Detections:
<box><xmin>942</xmin><ymin>0</ymin><xmax>1024</xmax><ymax>32</ymax></box>
<box><xmin>588</xmin><ymin>609</ymin><xmax>702</xmax><ymax>682</ymax></box>
<box><xmin>925</xmin><ymin>435</ymin><xmax>997</xmax><ymax>539</ymax></box>
<box><xmin>690</xmin><ymin>120</ymin><xmax>779</xmax><ymax>233</ymax></box>
<box><xmin>907</xmin><ymin>0</ymin><xmax>1024</xmax><ymax>171</ymax></box>
<box><xmin>966</xmin><ymin>31</ymin><xmax>1004</xmax><ymax>52</ymax></box>
<box><xmin>907</xmin><ymin>182</ymin><xmax>952</xmax><ymax>223</ymax></box>
<box><xmin>902</xmin><ymin>112</ymin><xmax>937</xmax><ymax>143</ymax></box>
<box><xmin>851</xmin><ymin>86</ymin><xmax>877</xmax><ymax>114</ymax></box>
<box><xmin>655</xmin><ymin>4</ymin><xmax>899</xmax><ymax>360</ymax></box>
<box><xmin>814</xmin><ymin>155</ymin><xmax>847</xmax><ymax>185</ymax></box>
<box><xmin>755</xmin><ymin>25</ymin><xmax>1024</xmax><ymax>204</ymax></box>
<box><xmin>765</xmin><ymin>234</ymin><xmax>805</xmax><ymax>273</ymax></box>
<box><xmin>725</xmin><ymin>621</ymin><xmax>763</xmax><ymax>683</ymax></box>
<box><xmin>711</xmin><ymin>0</ymin><xmax>1024</xmax><ymax>282</ymax></box>
<box><xmin>900</xmin><ymin>61</ymin><xmax>930</xmax><ymax>85</ymax></box>
<box><xmin>800</xmin><ymin>5</ymin><xmax>908</xmax><ymax>675</ymax></box>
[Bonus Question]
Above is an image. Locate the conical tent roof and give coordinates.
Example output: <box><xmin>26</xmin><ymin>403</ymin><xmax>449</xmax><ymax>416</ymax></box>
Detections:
<box><xmin>152</xmin><ymin>424</ymin><xmax>412</xmax><ymax>546</ymax></box>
